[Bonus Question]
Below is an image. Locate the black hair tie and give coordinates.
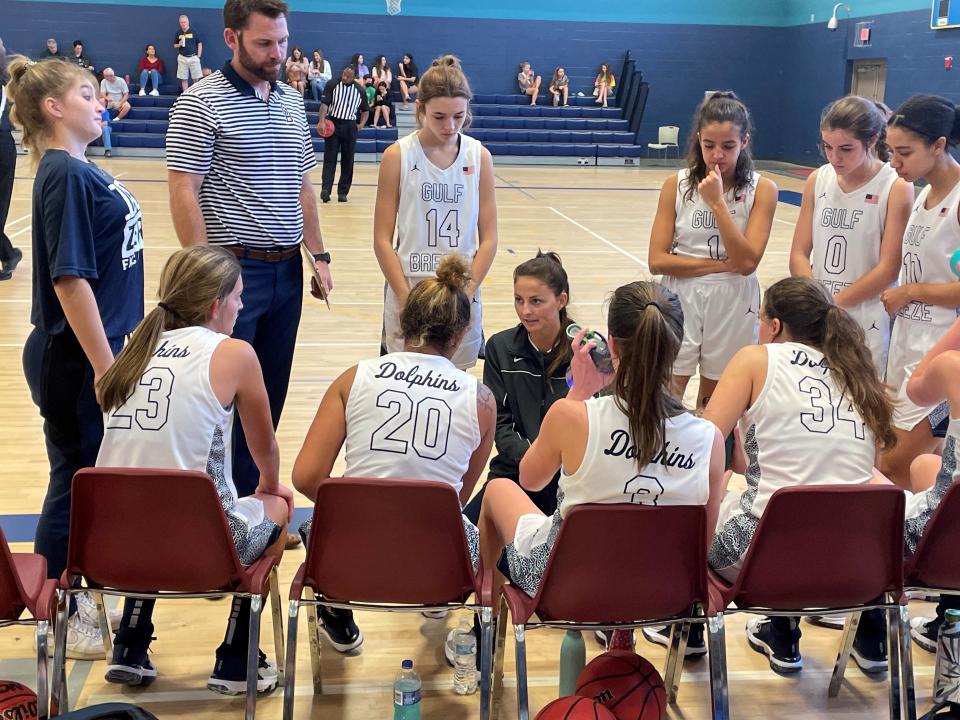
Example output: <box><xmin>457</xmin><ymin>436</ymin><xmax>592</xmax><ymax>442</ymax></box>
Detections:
<box><xmin>158</xmin><ymin>302</ymin><xmax>188</xmax><ymax>323</ymax></box>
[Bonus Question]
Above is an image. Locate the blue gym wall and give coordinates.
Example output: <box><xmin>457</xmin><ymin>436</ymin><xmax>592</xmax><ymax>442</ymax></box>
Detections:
<box><xmin>3</xmin><ymin>0</ymin><xmax>958</xmax><ymax>164</ymax></box>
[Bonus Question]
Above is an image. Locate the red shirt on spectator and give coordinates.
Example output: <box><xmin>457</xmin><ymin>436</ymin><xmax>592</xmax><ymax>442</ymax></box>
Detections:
<box><xmin>138</xmin><ymin>56</ymin><xmax>164</xmax><ymax>73</ymax></box>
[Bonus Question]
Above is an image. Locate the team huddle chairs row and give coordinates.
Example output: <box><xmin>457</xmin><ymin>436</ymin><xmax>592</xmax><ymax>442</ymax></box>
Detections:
<box><xmin>4</xmin><ymin>475</ymin><xmax>960</xmax><ymax>720</ymax></box>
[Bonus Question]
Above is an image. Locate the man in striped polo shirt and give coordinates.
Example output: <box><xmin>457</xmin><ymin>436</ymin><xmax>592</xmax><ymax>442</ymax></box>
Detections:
<box><xmin>166</xmin><ymin>0</ymin><xmax>332</xmax><ymax>544</ymax></box>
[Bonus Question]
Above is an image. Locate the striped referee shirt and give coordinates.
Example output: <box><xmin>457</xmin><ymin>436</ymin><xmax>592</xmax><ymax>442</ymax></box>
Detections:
<box><xmin>166</xmin><ymin>62</ymin><xmax>316</xmax><ymax>249</ymax></box>
<box><xmin>321</xmin><ymin>78</ymin><xmax>369</xmax><ymax>121</ymax></box>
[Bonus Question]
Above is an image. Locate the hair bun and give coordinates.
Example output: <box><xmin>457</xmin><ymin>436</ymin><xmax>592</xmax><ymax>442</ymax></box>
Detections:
<box><xmin>535</xmin><ymin>249</ymin><xmax>564</xmax><ymax>268</ymax></box>
<box><xmin>435</xmin><ymin>253</ymin><xmax>471</xmax><ymax>292</ymax></box>
<box><xmin>433</xmin><ymin>54</ymin><xmax>462</xmax><ymax>70</ymax></box>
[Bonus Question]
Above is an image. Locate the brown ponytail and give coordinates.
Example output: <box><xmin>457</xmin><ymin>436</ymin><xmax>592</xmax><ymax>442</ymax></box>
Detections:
<box><xmin>400</xmin><ymin>254</ymin><xmax>472</xmax><ymax>353</ymax></box>
<box><xmin>97</xmin><ymin>246</ymin><xmax>241</xmax><ymax>413</ymax></box>
<box><xmin>763</xmin><ymin>277</ymin><xmax>896</xmax><ymax>449</ymax></box>
<box><xmin>607</xmin><ymin>281</ymin><xmax>685</xmax><ymax>468</ymax></box>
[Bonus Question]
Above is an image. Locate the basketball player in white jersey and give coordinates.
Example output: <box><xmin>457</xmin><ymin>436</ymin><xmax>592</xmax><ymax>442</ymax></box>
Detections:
<box><xmin>477</xmin><ymin>281</ymin><xmax>726</xmax><ymax>650</ymax></box>
<box><xmin>648</xmin><ymin>91</ymin><xmax>778</xmax><ymax>410</ymax></box>
<box><xmin>95</xmin><ymin>246</ymin><xmax>293</xmax><ymax>694</ymax></box>
<box><xmin>899</xmin><ymin>318</ymin><xmax>960</xmax><ymax>651</ymax></box>
<box><xmin>790</xmin><ymin>96</ymin><xmax>914</xmax><ymax>373</ymax></box>
<box><xmin>878</xmin><ymin>95</ymin><xmax>960</xmax><ymax>488</ymax></box>
<box><xmin>704</xmin><ymin>277</ymin><xmax>895</xmax><ymax>675</ymax></box>
<box><xmin>374</xmin><ymin>54</ymin><xmax>498</xmax><ymax>370</ymax></box>
<box><xmin>292</xmin><ymin>254</ymin><xmax>496</xmax><ymax>653</ymax></box>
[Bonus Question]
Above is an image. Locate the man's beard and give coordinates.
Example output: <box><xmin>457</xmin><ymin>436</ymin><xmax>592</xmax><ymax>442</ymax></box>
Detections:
<box><xmin>238</xmin><ymin>39</ymin><xmax>281</xmax><ymax>82</ymax></box>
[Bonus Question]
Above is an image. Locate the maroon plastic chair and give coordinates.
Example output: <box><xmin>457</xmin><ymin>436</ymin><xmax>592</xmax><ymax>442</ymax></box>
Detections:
<box><xmin>51</xmin><ymin>468</ymin><xmax>286</xmax><ymax>720</ymax></box>
<box><xmin>0</xmin><ymin>528</ymin><xmax>56</xmax><ymax>719</ymax></box>
<box><xmin>707</xmin><ymin>485</ymin><xmax>907</xmax><ymax>720</ymax></box>
<box><xmin>282</xmin><ymin>477</ymin><xmax>495</xmax><ymax>720</ymax></box>
<box><xmin>498</xmin><ymin>503</ymin><xmax>722</xmax><ymax>720</ymax></box>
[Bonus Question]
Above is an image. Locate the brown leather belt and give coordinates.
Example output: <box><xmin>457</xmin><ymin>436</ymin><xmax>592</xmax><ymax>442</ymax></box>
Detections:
<box><xmin>224</xmin><ymin>245</ymin><xmax>300</xmax><ymax>262</ymax></box>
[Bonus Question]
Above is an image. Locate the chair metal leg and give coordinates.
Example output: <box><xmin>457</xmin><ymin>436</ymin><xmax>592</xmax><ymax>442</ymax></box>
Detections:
<box><xmin>282</xmin><ymin>600</ymin><xmax>299</xmax><ymax>720</ymax></box>
<box><xmin>51</xmin><ymin>591</ymin><xmax>70</xmax><ymax>716</ymax></box>
<box><xmin>246</xmin><ymin>594</ymin><xmax>263</xmax><ymax>720</ymax></box>
<box><xmin>707</xmin><ymin>615</ymin><xmax>730</xmax><ymax>720</ymax></box>
<box><xmin>94</xmin><ymin>592</ymin><xmax>112</xmax><ymax>656</ymax></box>
<box><xmin>305</xmin><ymin>590</ymin><xmax>323</xmax><ymax>695</ymax></box>
<box><xmin>887</xmin><ymin>601</ymin><xmax>903</xmax><ymax>720</ymax></box>
<box><xmin>479</xmin><ymin>606</ymin><xmax>493</xmax><ymax>720</ymax></box>
<box><xmin>515</xmin><ymin>624</ymin><xmax>529</xmax><ymax>720</ymax></box>
<box><xmin>269</xmin><ymin>569</ymin><xmax>285</xmax><ymax>686</ymax></box>
<box><xmin>664</xmin><ymin>621</ymin><xmax>691</xmax><ymax>704</ymax></box>
<box><xmin>492</xmin><ymin>596</ymin><xmax>508</xmax><ymax>720</ymax></box>
<box><xmin>36</xmin><ymin>621</ymin><xmax>49</xmax><ymax>720</ymax></box>
<box><xmin>898</xmin><ymin>604</ymin><xmax>917</xmax><ymax>720</ymax></box>
<box><xmin>828</xmin><ymin>611</ymin><xmax>861</xmax><ymax>697</ymax></box>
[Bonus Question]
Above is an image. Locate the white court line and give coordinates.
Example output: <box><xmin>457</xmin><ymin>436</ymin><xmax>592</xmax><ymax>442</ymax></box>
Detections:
<box><xmin>3</xmin><ymin>213</ymin><xmax>31</xmax><ymax>228</ymax></box>
<box><xmin>774</xmin><ymin>218</ymin><xmax>796</xmax><ymax>226</ymax></box>
<box><xmin>547</xmin><ymin>206</ymin><xmax>649</xmax><ymax>273</ymax></box>
<box><xmin>10</xmin><ymin>225</ymin><xmax>31</xmax><ymax>239</ymax></box>
<box><xmin>113</xmin><ymin>172</ymin><xmax>127</xmax><ymax>179</ymax></box>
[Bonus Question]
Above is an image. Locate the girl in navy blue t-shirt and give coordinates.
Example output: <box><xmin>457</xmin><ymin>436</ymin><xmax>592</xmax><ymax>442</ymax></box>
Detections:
<box><xmin>6</xmin><ymin>55</ymin><xmax>144</xmax><ymax>658</ymax></box>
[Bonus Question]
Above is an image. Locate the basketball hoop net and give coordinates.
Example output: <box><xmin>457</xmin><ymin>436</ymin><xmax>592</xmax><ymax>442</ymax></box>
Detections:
<box><xmin>386</xmin><ymin>0</ymin><xmax>401</xmax><ymax>14</ymax></box>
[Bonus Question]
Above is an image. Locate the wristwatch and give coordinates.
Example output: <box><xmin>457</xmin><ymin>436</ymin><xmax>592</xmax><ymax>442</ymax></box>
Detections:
<box><xmin>312</xmin><ymin>252</ymin><xmax>332</xmax><ymax>264</ymax></box>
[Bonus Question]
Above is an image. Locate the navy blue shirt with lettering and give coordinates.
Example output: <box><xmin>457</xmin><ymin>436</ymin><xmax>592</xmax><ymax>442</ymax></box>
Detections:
<box><xmin>31</xmin><ymin>150</ymin><xmax>144</xmax><ymax>338</ymax></box>
<box><xmin>175</xmin><ymin>27</ymin><xmax>201</xmax><ymax>56</ymax></box>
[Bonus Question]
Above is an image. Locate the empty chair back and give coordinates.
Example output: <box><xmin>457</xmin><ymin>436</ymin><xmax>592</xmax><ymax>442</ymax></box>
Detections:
<box><xmin>68</xmin><ymin>468</ymin><xmax>246</xmax><ymax>592</ymax></box>
<box><xmin>730</xmin><ymin>485</ymin><xmax>904</xmax><ymax>609</ymax></box>
<box><xmin>0</xmin><ymin>529</ymin><xmax>28</xmax><ymax>621</ymax></box>
<box><xmin>304</xmin><ymin>478</ymin><xmax>476</xmax><ymax>604</ymax></box>
<box><xmin>534</xmin><ymin>504</ymin><xmax>708</xmax><ymax>623</ymax></box>
<box><xmin>659</xmin><ymin>126</ymin><xmax>679</xmax><ymax>145</ymax></box>
<box><xmin>906</xmin><ymin>482</ymin><xmax>960</xmax><ymax>590</ymax></box>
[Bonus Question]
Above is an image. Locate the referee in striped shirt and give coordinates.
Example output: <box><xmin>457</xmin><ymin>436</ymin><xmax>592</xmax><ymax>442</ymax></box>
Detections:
<box><xmin>166</xmin><ymin>0</ymin><xmax>333</xmax><ymax>532</ymax></box>
<box><xmin>318</xmin><ymin>66</ymin><xmax>369</xmax><ymax>202</ymax></box>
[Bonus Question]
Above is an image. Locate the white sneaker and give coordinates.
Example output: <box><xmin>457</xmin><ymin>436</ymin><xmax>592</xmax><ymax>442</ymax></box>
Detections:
<box><xmin>43</xmin><ymin>611</ymin><xmax>107</xmax><ymax>660</ymax></box>
<box><xmin>421</xmin><ymin>610</ymin><xmax>449</xmax><ymax>620</ymax></box>
<box><xmin>138</xmin><ymin>88</ymin><xmax>146</xmax><ymax>96</ymax></box>
<box><xmin>76</xmin><ymin>591</ymin><xmax>122</xmax><ymax>632</ymax></box>
<box><xmin>149</xmin><ymin>89</ymin><xmax>159</xmax><ymax>97</ymax></box>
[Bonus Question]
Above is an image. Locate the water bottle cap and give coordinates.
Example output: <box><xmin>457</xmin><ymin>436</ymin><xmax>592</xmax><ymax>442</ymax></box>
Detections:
<box><xmin>946</xmin><ymin>609</ymin><xmax>960</xmax><ymax>623</ymax></box>
<box><xmin>401</xmin><ymin>659</ymin><xmax>413</xmax><ymax>669</ymax></box>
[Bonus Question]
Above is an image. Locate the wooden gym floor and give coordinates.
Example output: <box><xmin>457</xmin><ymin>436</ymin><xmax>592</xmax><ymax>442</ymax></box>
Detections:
<box><xmin>0</xmin><ymin>156</ymin><xmax>938</xmax><ymax>718</ymax></box>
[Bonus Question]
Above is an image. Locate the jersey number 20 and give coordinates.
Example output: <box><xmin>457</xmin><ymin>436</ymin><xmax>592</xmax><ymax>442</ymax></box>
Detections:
<box><xmin>371</xmin><ymin>389</ymin><xmax>452</xmax><ymax>460</ymax></box>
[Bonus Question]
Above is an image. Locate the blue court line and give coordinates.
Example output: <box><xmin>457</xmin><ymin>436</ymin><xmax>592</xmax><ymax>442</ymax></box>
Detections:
<box><xmin>1</xmin><ymin>507</ymin><xmax>315</xmax><ymax>544</ymax></box>
<box><xmin>779</xmin><ymin>189</ymin><xmax>802</xmax><ymax>207</ymax></box>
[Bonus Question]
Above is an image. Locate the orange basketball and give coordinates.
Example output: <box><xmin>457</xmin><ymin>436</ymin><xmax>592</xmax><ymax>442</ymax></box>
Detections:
<box><xmin>535</xmin><ymin>695</ymin><xmax>618</xmax><ymax>720</ymax></box>
<box><xmin>0</xmin><ymin>680</ymin><xmax>38</xmax><ymax>719</ymax></box>
<box><xmin>575</xmin><ymin>651</ymin><xmax>666</xmax><ymax>720</ymax></box>
<box><xmin>319</xmin><ymin>119</ymin><xmax>335</xmax><ymax>138</ymax></box>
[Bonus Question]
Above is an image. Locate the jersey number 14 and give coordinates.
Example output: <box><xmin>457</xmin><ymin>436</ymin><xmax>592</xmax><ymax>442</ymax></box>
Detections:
<box><xmin>425</xmin><ymin>209</ymin><xmax>461</xmax><ymax>248</ymax></box>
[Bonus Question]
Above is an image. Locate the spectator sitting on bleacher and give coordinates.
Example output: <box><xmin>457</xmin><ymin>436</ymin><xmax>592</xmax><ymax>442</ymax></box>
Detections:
<box><xmin>307</xmin><ymin>49</ymin><xmax>331</xmax><ymax>102</ymax></box>
<box><xmin>397</xmin><ymin>52</ymin><xmax>418</xmax><ymax>107</ymax></box>
<box><xmin>373</xmin><ymin>81</ymin><xmax>392</xmax><ymax>128</ymax></box>
<box><xmin>363</xmin><ymin>74</ymin><xmax>376</xmax><ymax>123</ymax></box>
<box><xmin>138</xmin><ymin>44</ymin><xmax>163</xmax><ymax>96</ymax></box>
<box><xmin>284</xmin><ymin>46</ymin><xmax>308</xmax><ymax>96</ymax></box>
<box><xmin>41</xmin><ymin>38</ymin><xmax>62</xmax><ymax>59</ymax></box>
<box><xmin>594</xmin><ymin>62</ymin><xmax>615</xmax><ymax>108</ymax></box>
<box><xmin>100</xmin><ymin>67</ymin><xmax>131</xmax><ymax>121</ymax></box>
<box><xmin>517</xmin><ymin>62</ymin><xmax>541</xmax><ymax>106</ymax></box>
<box><xmin>70</xmin><ymin>40</ymin><xmax>94</xmax><ymax>73</ymax></box>
<box><xmin>372</xmin><ymin>54</ymin><xmax>392</xmax><ymax>89</ymax></box>
<box><xmin>351</xmin><ymin>53</ymin><xmax>369</xmax><ymax>79</ymax></box>
<box><xmin>549</xmin><ymin>67</ymin><xmax>568</xmax><ymax>107</ymax></box>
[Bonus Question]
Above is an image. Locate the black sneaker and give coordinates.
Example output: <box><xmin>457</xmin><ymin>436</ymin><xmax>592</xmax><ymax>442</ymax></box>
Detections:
<box><xmin>320</xmin><ymin>190</ymin><xmax>331</xmax><ymax>203</ymax></box>
<box><xmin>318</xmin><ymin>606</ymin><xmax>363</xmax><ymax>653</ymax></box>
<box><xmin>337</xmin><ymin>194</ymin><xmax>348</xmax><ymax>203</ymax></box>
<box><xmin>910</xmin><ymin>615</ymin><xmax>939</xmax><ymax>653</ymax></box>
<box><xmin>851</xmin><ymin>611</ymin><xmax>888</xmax><ymax>674</ymax></box>
<box><xmin>105</xmin><ymin>640</ymin><xmax>157</xmax><ymax>686</ymax></box>
<box><xmin>297</xmin><ymin>519</ymin><xmax>312</xmax><ymax>546</ymax></box>
<box><xmin>1</xmin><ymin>248</ymin><xmax>23</xmax><ymax>277</ymax></box>
<box><xmin>746</xmin><ymin>617</ymin><xmax>802</xmax><ymax>673</ymax></box>
<box><xmin>207</xmin><ymin>649</ymin><xmax>278</xmax><ymax>695</ymax></box>
<box><xmin>641</xmin><ymin>623</ymin><xmax>707</xmax><ymax>658</ymax></box>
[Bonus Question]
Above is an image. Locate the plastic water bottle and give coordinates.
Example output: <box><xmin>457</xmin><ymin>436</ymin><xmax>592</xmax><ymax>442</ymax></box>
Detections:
<box><xmin>393</xmin><ymin>659</ymin><xmax>421</xmax><ymax>720</ymax></box>
<box><xmin>452</xmin><ymin>617</ymin><xmax>478</xmax><ymax>695</ymax></box>
<box><xmin>565</xmin><ymin>322</ymin><xmax>615</xmax><ymax>389</ymax></box>
<box><xmin>934</xmin><ymin>610</ymin><xmax>960</xmax><ymax>706</ymax></box>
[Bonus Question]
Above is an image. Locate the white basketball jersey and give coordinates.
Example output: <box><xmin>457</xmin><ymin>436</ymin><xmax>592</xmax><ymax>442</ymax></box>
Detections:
<box><xmin>97</xmin><ymin>326</ymin><xmax>259</xmax><ymax>527</ymax></box>
<box><xmin>737</xmin><ymin>342</ymin><xmax>876</xmax><ymax>519</ymax></box>
<box><xmin>673</xmin><ymin>168</ymin><xmax>760</xmax><ymax>281</ymax></box>
<box><xmin>811</xmin><ymin>162</ymin><xmax>898</xmax><ymax>293</ymax></box>
<box><xmin>558</xmin><ymin>396</ymin><xmax>714</xmax><ymax>518</ymax></box>
<box><xmin>396</xmin><ymin>131</ymin><xmax>482</xmax><ymax>279</ymax></box>
<box><xmin>896</xmin><ymin>180</ymin><xmax>960</xmax><ymax>330</ymax></box>
<box><xmin>344</xmin><ymin>352</ymin><xmax>480</xmax><ymax>494</ymax></box>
